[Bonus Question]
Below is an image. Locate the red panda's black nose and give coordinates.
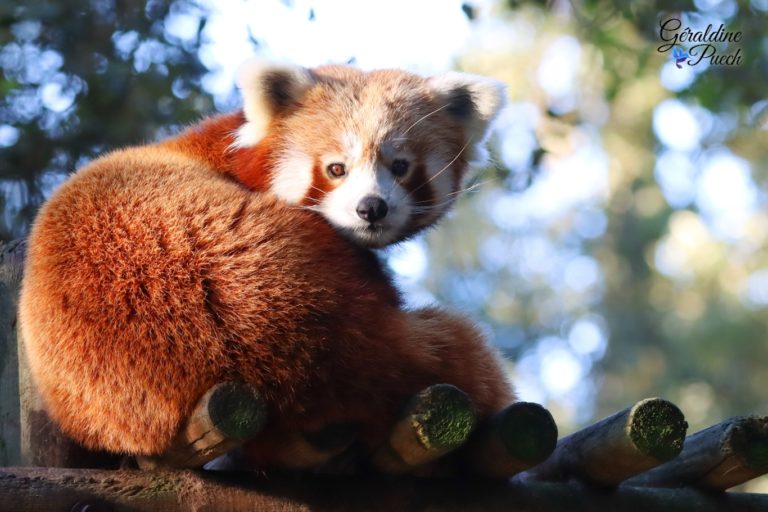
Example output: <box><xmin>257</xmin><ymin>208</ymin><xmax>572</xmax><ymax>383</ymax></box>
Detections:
<box><xmin>356</xmin><ymin>196</ymin><xmax>388</xmax><ymax>223</ymax></box>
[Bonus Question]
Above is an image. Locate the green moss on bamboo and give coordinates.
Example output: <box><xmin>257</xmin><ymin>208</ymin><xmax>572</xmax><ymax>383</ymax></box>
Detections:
<box><xmin>497</xmin><ymin>403</ymin><xmax>558</xmax><ymax>463</ymax></box>
<box><xmin>629</xmin><ymin>398</ymin><xmax>687</xmax><ymax>461</ymax></box>
<box><xmin>208</xmin><ymin>384</ymin><xmax>268</xmax><ymax>440</ymax></box>
<box><xmin>410</xmin><ymin>384</ymin><xmax>476</xmax><ymax>451</ymax></box>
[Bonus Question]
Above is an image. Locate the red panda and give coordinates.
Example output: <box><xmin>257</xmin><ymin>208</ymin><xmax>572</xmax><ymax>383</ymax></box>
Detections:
<box><xmin>18</xmin><ymin>61</ymin><xmax>513</xmax><ymax>468</ymax></box>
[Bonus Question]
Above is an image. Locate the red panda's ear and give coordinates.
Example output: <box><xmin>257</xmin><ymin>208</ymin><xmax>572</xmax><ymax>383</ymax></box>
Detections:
<box><xmin>427</xmin><ymin>72</ymin><xmax>507</xmax><ymax>160</ymax></box>
<box><xmin>233</xmin><ymin>59</ymin><xmax>315</xmax><ymax>148</ymax></box>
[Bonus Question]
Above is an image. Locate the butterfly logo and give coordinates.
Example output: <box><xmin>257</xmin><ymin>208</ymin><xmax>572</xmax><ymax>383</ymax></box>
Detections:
<box><xmin>672</xmin><ymin>46</ymin><xmax>689</xmax><ymax>69</ymax></box>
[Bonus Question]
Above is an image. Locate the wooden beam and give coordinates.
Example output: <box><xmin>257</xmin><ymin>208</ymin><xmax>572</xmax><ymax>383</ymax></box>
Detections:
<box><xmin>0</xmin><ymin>240</ymin><xmax>24</xmax><ymax>466</ymax></box>
<box><xmin>1</xmin><ymin>467</ymin><xmax>767</xmax><ymax>512</ymax></box>
<box><xmin>625</xmin><ymin>416</ymin><xmax>768</xmax><ymax>490</ymax></box>
<box><xmin>2</xmin><ymin>238</ymin><xmax>119</xmax><ymax>469</ymax></box>
<box><xmin>524</xmin><ymin>398</ymin><xmax>688</xmax><ymax>486</ymax></box>
<box><xmin>3</xmin><ymin>239</ymin><xmax>99</xmax><ymax>467</ymax></box>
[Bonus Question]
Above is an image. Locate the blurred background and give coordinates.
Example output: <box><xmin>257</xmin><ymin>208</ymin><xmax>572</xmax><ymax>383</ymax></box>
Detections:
<box><xmin>1</xmin><ymin>0</ymin><xmax>767</xmax><ymax>490</ymax></box>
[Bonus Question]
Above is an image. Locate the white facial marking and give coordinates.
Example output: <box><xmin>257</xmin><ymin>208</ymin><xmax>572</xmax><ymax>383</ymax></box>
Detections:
<box><xmin>271</xmin><ymin>151</ymin><xmax>313</xmax><ymax>204</ymax></box>
<box><xmin>341</xmin><ymin>132</ymin><xmax>364</xmax><ymax>162</ymax></box>
<box><xmin>319</xmin><ymin>162</ymin><xmax>412</xmax><ymax>247</ymax></box>
<box><xmin>231</xmin><ymin>121</ymin><xmax>267</xmax><ymax>149</ymax></box>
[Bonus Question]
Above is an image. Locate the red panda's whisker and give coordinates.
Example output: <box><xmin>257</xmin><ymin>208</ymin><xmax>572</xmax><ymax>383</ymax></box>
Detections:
<box><xmin>298</xmin><ymin>193</ymin><xmax>323</xmax><ymax>204</ymax></box>
<box><xmin>221</xmin><ymin>126</ymin><xmax>243</xmax><ymax>154</ymax></box>
<box><xmin>306</xmin><ymin>184</ymin><xmax>327</xmax><ymax>194</ymax></box>
<box><xmin>439</xmin><ymin>178</ymin><xmax>496</xmax><ymax>199</ymax></box>
<box><xmin>291</xmin><ymin>194</ymin><xmax>324</xmax><ymax>209</ymax></box>
<box><xmin>401</xmin><ymin>103</ymin><xmax>450</xmax><ymax>136</ymax></box>
<box><xmin>410</xmin><ymin>202</ymin><xmax>452</xmax><ymax>211</ymax></box>
<box><xmin>303</xmin><ymin>185</ymin><xmax>336</xmax><ymax>204</ymax></box>
<box><xmin>410</xmin><ymin>195</ymin><xmax>467</xmax><ymax>212</ymax></box>
<box><xmin>402</xmin><ymin>140</ymin><xmax>471</xmax><ymax>204</ymax></box>
<box><xmin>296</xmin><ymin>204</ymin><xmax>323</xmax><ymax>214</ymax></box>
<box><xmin>384</xmin><ymin>174</ymin><xmax>401</xmax><ymax>201</ymax></box>
<box><xmin>409</xmin><ymin>181</ymin><xmax>495</xmax><ymax>217</ymax></box>
<box><xmin>415</xmin><ymin>178</ymin><xmax>499</xmax><ymax>208</ymax></box>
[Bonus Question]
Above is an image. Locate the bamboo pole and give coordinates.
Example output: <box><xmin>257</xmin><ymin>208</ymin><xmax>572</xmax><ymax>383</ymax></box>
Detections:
<box><xmin>625</xmin><ymin>416</ymin><xmax>768</xmax><ymax>490</ymax></box>
<box><xmin>138</xmin><ymin>382</ymin><xmax>267</xmax><ymax>469</ymax></box>
<box><xmin>467</xmin><ymin>402</ymin><xmax>558</xmax><ymax>479</ymax></box>
<box><xmin>1</xmin><ymin>467</ymin><xmax>767</xmax><ymax>512</ymax></box>
<box><xmin>372</xmin><ymin>384</ymin><xmax>476</xmax><ymax>473</ymax></box>
<box><xmin>524</xmin><ymin>398</ymin><xmax>688</xmax><ymax>486</ymax></box>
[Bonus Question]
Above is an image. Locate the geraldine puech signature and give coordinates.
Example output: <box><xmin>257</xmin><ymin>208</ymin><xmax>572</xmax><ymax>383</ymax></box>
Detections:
<box><xmin>658</xmin><ymin>18</ymin><xmax>742</xmax><ymax>68</ymax></box>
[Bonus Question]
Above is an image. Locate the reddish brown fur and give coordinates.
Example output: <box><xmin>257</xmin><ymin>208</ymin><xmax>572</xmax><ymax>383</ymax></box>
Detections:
<box><xmin>301</xmin><ymin>157</ymin><xmax>333</xmax><ymax>206</ymax></box>
<box><xmin>230</xmin><ymin>127</ymin><xmax>285</xmax><ymax>193</ymax></box>
<box><xmin>160</xmin><ymin>112</ymin><xmax>244</xmax><ymax>174</ymax></box>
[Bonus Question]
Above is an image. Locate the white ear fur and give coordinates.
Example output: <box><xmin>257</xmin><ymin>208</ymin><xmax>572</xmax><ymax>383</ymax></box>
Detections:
<box><xmin>428</xmin><ymin>72</ymin><xmax>507</xmax><ymax>162</ymax></box>
<box><xmin>232</xmin><ymin>59</ymin><xmax>315</xmax><ymax>148</ymax></box>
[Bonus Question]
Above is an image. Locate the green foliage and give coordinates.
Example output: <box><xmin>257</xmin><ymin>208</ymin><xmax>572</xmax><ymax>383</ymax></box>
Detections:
<box><xmin>0</xmin><ymin>0</ymin><xmax>214</xmax><ymax>240</ymax></box>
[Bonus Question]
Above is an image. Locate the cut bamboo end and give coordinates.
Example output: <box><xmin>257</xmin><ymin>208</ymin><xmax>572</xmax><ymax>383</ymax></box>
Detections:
<box><xmin>627</xmin><ymin>398</ymin><xmax>687</xmax><ymax>461</ymax></box>
<box><xmin>729</xmin><ymin>417</ymin><xmax>768</xmax><ymax>482</ymax></box>
<box><xmin>524</xmin><ymin>398</ymin><xmax>687</xmax><ymax>487</ymax></box>
<box><xmin>468</xmin><ymin>402</ymin><xmax>558</xmax><ymax>479</ymax></box>
<box><xmin>206</xmin><ymin>382</ymin><xmax>268</xmax><ymax>440</ymax></box>
<box><xmin>139</xmin><ymin>382</ymin><xmax>267</xmax><ymax>469</ymax></box>
<box><xmin>625</xmin><ymin>415</ymin><xmax>768</xmax><ymax>490</ymax></box>
<box><xmin>373</xmin><ymin>384</ymin><xmax>477</xmax><ymax>473</ymax></box>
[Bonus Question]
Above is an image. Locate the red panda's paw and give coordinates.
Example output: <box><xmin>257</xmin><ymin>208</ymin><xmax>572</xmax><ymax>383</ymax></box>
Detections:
<box><xmin>241</xmin><ymin>385</ymin><xmax>478</xmax><ymax>475</ymax></box>
<box><xmin>372</xmin><ymin>384</ymin><xmax>477</xmax><ymax>474</ymax></box>
<box><xmin>260</xmin><ymin>423</ymin><xmax>361</xmax><ymax>471</ymax></box>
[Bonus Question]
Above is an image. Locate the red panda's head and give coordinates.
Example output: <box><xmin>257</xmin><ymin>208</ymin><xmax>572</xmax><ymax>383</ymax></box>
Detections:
<box><xmin>232</xmin><ymin>60</ymin><xmax>506</xmax><ymax>248</ymax></box>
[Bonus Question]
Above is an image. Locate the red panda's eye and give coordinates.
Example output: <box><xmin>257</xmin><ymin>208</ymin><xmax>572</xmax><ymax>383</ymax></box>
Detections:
<box><xmin>327</xmin><ymin>163</ymin><xmax>346</xmax><ymax>178</ymax></box>
<box><xmin>391</xmin><ymin>159</ymin><xmax>410</xmax><ymax>177</ymax></box>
